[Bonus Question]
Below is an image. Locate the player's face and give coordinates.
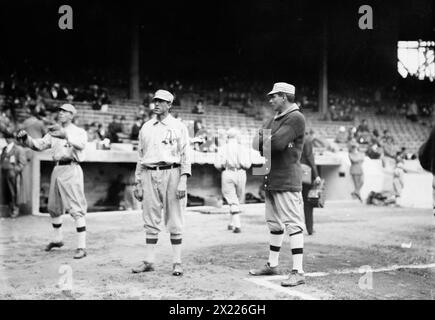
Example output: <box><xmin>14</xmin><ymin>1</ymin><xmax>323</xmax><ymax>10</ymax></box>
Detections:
<box><xmin>58</xmin><ymin>110</ymin><xmax>73</xmax><ymax>124</ymax></box>
<box><xmin>153</xmin><ymin>99</ymin><xmax>171</xmax><ymax>115</ymax></box>
<box><xmin>268</xmin><ymin>93</ymin><xmax>285</xmax><ymax>112</ymax></box>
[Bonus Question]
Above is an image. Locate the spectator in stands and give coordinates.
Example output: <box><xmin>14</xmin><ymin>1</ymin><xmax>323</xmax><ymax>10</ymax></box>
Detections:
<box><xmin>366</xmin><ymin>129</ymin><xmax>382</xmax><ymax>159</ymax></box>
<box><xmin>130</xmin><ymin>116</ymin><xmax>144</xmax><ymax>141</ymax></box>
<box><xmin>0</xmin><ymin>107</ymin><xmax>16</xmax><ymax>138</ymax></box>
<box><xmin>335</xmin><ymin>126</ymin><xmax>348</xmax><ymax>144</ymax></box>
<box><xmin>348</xmin><ymin>141</ymin><xmax>365</xmax><ymax>202</ymax></box>
<box><xmin>86</xmin><ymin>122</ymin><xmax>99</xmax><ymax>142</ymax></box>
<box><xmin>96</xmin><ymin>123</ymin><xmax>106</xmax><ymax>141</ymax></box>
<box><xmin>356</xmin><ymin>119</ymin><xmax>371</xmax><ymax>144</ymax></box>
<box><xmin>356</xmin><ymin>119</ymin><xmax>370</xmax><ymax>135</ymax></box>
<box><xmin>406</xmin><ymin>100</ymin><xmax>419</xmax><ymax>122</ymax></box>
<box><xmin>20</xmin><ymin>107</ymin><xmax>47</xmax><ymax>139</ymax></box>
<box><xmin>107</xmin><ymin>115</ymin><xmax>122</xmax><ymax>143</ymax></box>
<box><xmin>329</xmin><ymin>104</ymin><xmax>339</xmax><ymax>121</ymax></box>
<box><xmin>381</xmin><ymin>129</ymin><xmax>394</xmax><ymax>144</ymax></box>
<box><xmin>192</xmin><ymin>120</ymin><xmax>208</xmax><ymax>151</ymax></box>
<box><xmin>192</xmin><ymin>99</ymin><xmax>205</xmax><ymax>114</ymax></box>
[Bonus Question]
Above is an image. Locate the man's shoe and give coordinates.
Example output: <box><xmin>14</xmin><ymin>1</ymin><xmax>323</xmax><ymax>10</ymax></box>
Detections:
<box><xmin>281</xmin><ymin>270</ymin><xmax>305</xmax><ymax>287</ymax></box>
<box><xmin>73</xmin><ymin>248</ymin><xmax>87</xmax><ymax>259</ymax></box>
<box><xmin>233</xmin><ymin>227</ymin><xmax>241</xmax><ymax>233</ymax></box>
<box><xmin>172</xmin><ymin>263</ymin><xmax>183</xmax><ymax>276</ymax></box>
<box><xmin>132</xmin><ymin>261</ymin><xmax>155</xmax><ymax>273</ymax></box>
<box><xmin>44</xmin><ymin>241</ymin><xmax>64</xmax><ymax>252</ymax></box>
<box><xmin>10</xmin><ymin>207</ymin><xmax>19</xmax><ymax>218</ymax></box>
<box><xmin>249</xmin><ymin>262</ymin><xmax>279</xmax><ymax>276</ymax></box>
<box><xmin>227</xmin><ymin>225</ymin><xmax>234</xmax><ymax>231</ymax></box>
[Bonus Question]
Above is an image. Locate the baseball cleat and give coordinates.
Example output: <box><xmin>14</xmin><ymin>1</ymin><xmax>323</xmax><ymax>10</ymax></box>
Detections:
<box><xmin>227</xmin><ymin>225</ymin><xmax>234</xmax><ymax>231</ymax></box>
<box><xmin>249</xmin><ymin>262</ymin><xmax>279</xmax><ymax>276</ymax></box>
<box><xmin>233</xmin><ymin>227</ymin><xmax>241</xmax><ymax>233</ymax></box>
<box><xmin>132</xmin><ymin>261</ymin><xmax>155</xmax><ymax>273</ymax></box>
<box><xmin>281</xmin><ymin>270</ymin><xmax>305</xmax><ymax>287</ymax></box>
<box><xmin>172</xmin><ymin>263</ymin><xmax>183</xmax><ymax>276</ymax></box>
<box><xmin>73</xmin><ymin>248</ymin><xmax>87</xmax><ymax>259</ymax></box>
<box><xmin>44</xmin><ymin>241</ymin><xmax>64</xmax><ymax>252</ymax></box>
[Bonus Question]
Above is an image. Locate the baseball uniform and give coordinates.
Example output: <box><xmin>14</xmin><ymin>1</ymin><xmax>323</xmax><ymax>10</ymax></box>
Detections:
<box><xmin>24</xmin><ymin>122</ymin><xmax>88</xmax><ymax>253</ymax></box>
<box><xmin>214</xmin><ymin>129</ymin><xmax>252</xmax><ymax>232</ymax></box>
<box><xmin>135</xmin><ymin>113</ymin><xmax>191</xmax><ymax>263</ymax></box>
<box><xmin>250</xmin><ymin>82</ymin><xmax>306</xmax><ymax>288</ymax></box>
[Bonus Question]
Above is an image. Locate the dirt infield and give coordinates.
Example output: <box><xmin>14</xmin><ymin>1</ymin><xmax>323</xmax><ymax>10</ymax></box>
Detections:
<box><xmin>0</xmin><ymin>201</ymin><xmax>434</xmax><ymax>300</ymax></box>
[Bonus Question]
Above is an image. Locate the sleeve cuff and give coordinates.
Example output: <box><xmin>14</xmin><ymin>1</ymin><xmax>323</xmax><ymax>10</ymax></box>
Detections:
<box><xmin>180</xmin><ymin>165</ymin><xmax>191</xmax><ymax>177</ymax></box>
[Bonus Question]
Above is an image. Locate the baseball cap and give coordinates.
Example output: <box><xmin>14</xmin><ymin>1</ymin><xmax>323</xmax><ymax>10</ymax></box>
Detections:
<box><xmin>152</xmin><ymin>90</ymin><xmax>174</xmax><ymax>103</ymax></box>
<box><xmin>267</xmin><ymin>82</ymin><xmax>295</xmax><ymax>96</ymax></box>
<box><xmin>59</xmin><ymin>103</ymin><xmax>77</xmax><ymax>115</ymax></box>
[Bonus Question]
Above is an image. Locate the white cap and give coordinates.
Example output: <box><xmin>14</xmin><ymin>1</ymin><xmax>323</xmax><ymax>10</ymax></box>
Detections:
<box><xmin>59</xmin><ymin>103</ymin><xmax>77</xmax><ymax>115</ymax></box>
<box><xmin>267</xmin><ymin>82</ymin><xmax>295</xmax><ymax>96</ymax></box>
<box><xmin>152</xmin><ymin>89</ymin><xmax>174</xmax><ymax>103</ymax></box>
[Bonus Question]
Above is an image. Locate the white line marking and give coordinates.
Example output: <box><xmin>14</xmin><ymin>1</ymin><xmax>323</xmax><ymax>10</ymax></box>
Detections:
<box><xmin>248</xmin><ymin>263</ymin><xmax>435</xmax><ymax>282</ymax></box>
<box><xmin>246</xmin><ymin>277</ymin><xmax>322</xmax><ymax>300</ymax></box>
<box><xmin>245</xmin><ymin>263</ymin><xmax>435</xmax><ymax>300</ymax></box>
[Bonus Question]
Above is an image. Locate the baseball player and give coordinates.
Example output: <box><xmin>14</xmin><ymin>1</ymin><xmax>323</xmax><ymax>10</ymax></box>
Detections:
<box><xmin>249</xmin><ymin>82</ymin><xmax>307</xmax><ymax>287</ymax></box>
<box><xmin>17</xmin><ymin>104</ymin><xmax>88</xmax><ymax>259</ymax></box>
<box><xmin>132</xmin><ymin>89</ymin><xmax>191</xmax><ymax>276</ymax></box>
<box><xmin>214</xmin><ymin>128</ymin><xmax>252</xmax><ymax>233</ymax></box>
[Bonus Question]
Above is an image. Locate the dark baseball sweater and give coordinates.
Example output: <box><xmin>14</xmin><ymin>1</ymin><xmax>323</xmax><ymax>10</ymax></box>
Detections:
<box><xmin>254</xmin><ymin>106</ymin><xmax>306</xmax><ymax>192</ymax></box>
<box><xmin>418</xmin><ymin>126</ymin><xmax>435</xmax><ymax>174</ymax></box>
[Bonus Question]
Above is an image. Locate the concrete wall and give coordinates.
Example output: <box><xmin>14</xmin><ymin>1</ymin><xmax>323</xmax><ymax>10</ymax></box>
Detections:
<box><xmin>6</xmin><ymin>148</ymin><xmax>433</xmax><ymax>216</ymax></box>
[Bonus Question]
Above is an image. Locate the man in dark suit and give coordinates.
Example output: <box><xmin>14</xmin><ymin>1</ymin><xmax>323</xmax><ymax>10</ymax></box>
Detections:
<box><xmin>301</xmin><ymin>131</ymin><xmax>321</xmax><ymax>235</ymax></box>
<box><xmin>1</xmin><ymin>131</ymin><xmax>27</xmax><ymax>218</ymax></box>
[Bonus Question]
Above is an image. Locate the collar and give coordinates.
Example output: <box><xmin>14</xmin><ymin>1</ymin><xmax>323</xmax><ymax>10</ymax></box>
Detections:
<box><xmin>153</xmin><ymin>114</ymin><xmax>174</xmax><ymax>126</ymax></box>
<box><xmin>274</xmin><ymin>103</ymin><xmax>299</xmax><ymax>120</ymax></box>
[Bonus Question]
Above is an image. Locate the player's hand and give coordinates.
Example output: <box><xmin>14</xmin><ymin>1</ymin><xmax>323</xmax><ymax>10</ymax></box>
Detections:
<box><xmin>133</xmin><ymin>184</ymin><xmax>143</xmax><ymax>202</ymax></box>
<box><xmin>48</xmin><ymin>125</ymin><xmax>67</xmax><ymax>139</ymax></box>
<box><xmin>313</xmin><ymin>176</ymin><xmax>322</xmax><ymax>185</ymax></box>
<box><xmin>16</xmin><ymin>130</ymin><xmax>28</xmax><ymax>143</ymax></box>
<box><xmin>176</xmin><ymin>178</ymin><xmax>187</xmax><ymax>199</ymax></box>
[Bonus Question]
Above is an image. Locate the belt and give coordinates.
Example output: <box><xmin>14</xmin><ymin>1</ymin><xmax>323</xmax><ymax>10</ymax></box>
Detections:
<box><xmin>224</xmin><ymin>167</ymin><xmax>242</xmax><ymax>171</ymax></box>
<box><xmin>145</xmin><ymin>163</ymin><xmax>180</xmax><ymax>171</ymax></box>
<box><xmin>56</xmin><ymin>159</ymin><xmax>76</xmax><ymax>166</ymax></box>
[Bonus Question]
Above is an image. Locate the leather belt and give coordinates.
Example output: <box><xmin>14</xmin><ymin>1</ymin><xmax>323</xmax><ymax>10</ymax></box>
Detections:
<box><xmin>56</xmin><ymin>159</ymin><xmax>76</xmax><ymax>166</ymax></box>
<box><xmin>145</xmin><ymin>163</ymin><xmax>180</xmax><ymax>171</ymax></box>
<box><xmin>225</xmin><ymin>167</ymin><xmax>242</xmax><ymax>171</ymax></box>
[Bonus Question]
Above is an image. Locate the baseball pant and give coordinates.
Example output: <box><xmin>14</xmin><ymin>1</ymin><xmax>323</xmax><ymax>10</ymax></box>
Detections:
<box><xmin>302</xmin><ymin>183</ymin><xmax>314</xmax><ymax>234</ymax></box>
<box><xmin>140</xmin><ymin>167</ymin><xmax>186</xmax><ymax>237</ymax></box>
<box><xmin>265</xmin><ymin>190</ymin><xmax>305</xmax><ymax>235</ymax></box>
<box><xmin>221</xmin><ymin>169</ymin><xmax>246</xmax><ymax>213</ymax></box>
<box><xmin>393</xmin><ymin>177</ymin><xmax>404</xmax><ymax>197</ymax></box>
<box><xmin>2</xmin><ymin>169</ymin><xmax>19</xmax><ymax>213</ymax></box>
<box><xmin>48</xmin><ymin>163</ymin><xmax>87</xmax><ymax>218</ymax></box>
<box><xmin>351</xmin><ymin>174</ymin><xmax>364</xmax><ymax>195</ymax></box>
